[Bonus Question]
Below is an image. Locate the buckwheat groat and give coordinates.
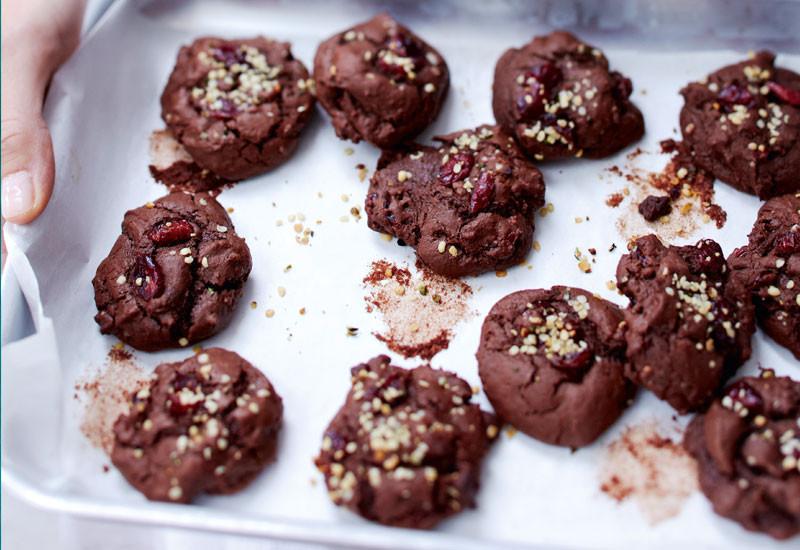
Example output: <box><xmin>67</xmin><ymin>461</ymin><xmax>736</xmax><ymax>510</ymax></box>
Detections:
<box><xmin>680</xmin><ymin>51</ymin><xmax>800</xmax><ymax>199</ymax></box>
<box><xmin>112</xmin><ymin>348</ymin><xmax>283</xmax><ymax>503</ymax></box>
<box><xmin>314</xmin><ymin>13</ymin><xmax>449</xmax><ymax>147</ymax></box>
<box><xmin>161</xmin><ymin>37</ymin><xmax>315</xmax><ymax>181</ymax></box>
<box><xmin>365</xmin><ymin>124</ymin><xmax>546</xmax><ymax>278</ymax></box>
<box><xmin>93</xmin><ymin>192</ymin><xmax>252</xmax><ymax>351</ymax></box>
<box><xmin>729</xmin><ymin>193</ymin><xmax>800</xmax><ymax>359</ymax></box>
<box><xmin>314</xmin><ymin>355</ymin><xmax>498</xmax><ymax>528</ymax></box>
<box><xmin>684</xmin><ymin>373</ymin><xmax>800</xmax><ymax>540</ymax></box>
<box><xmin>492</xmin><ymin>30</ymin><xmax>644</xmax><ymax>161</ymax></box>
<box><xmin>477</xmin><ymin>287</ymin><xmax>633</xmax><ymax>448</ymax></box>
<box><xmin>616</xmin><ymin>235</ymin><xmax>755</xmax><ymax>413</ymax></box>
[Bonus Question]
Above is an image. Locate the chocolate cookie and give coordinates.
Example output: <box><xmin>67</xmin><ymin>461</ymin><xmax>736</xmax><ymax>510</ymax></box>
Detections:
<box><xmin>729</xmin><ymin>193</ymin><xmax>800</xmax><ymax>359</ymax></box>
<box><xmin>93</xmin><ymin>192</ymin><xmax>252</xmax><ymax>351</ymax></box>
<box><xmin>492</xmin><ymin>30</ymin><xmax>643</xmax><ymax>161</ymax></box>
<box><xmin>616</xmin><ymin>235</ymin><xmax>755</xmax><ymax>413</ymax></box>
<box><xmin>684</xmin><ymin>373</ymin><xmax>800</xmax><ymax>540</ymax></box>
<box><xmin>679</xmin><ymin>51</ymin><xmax>800</xmax><ymax>199</ymax></box>
<box><xmin>365</xmin><ymin>125</ymin><xmax>546</xmax><ymax>277</ymax></box>
<box><xmin>111</xmin><ymin>348</ymin><xmax>283</xmax><ymax>503</ymax></box>
<box><xmin>477</xmin><ymin>287</ymin><xmax>632</xmax><ymax>448</ymax></box>
<box><xmin>161</xmin><ymin>37</ymin><xmax>315</xmax><ymax>181</ymax></box>
<box><xmin>314</xmin><ymin>355</ymin><xmax>498</xmax><ymax>528</ymax></box>
<box><xmin>313</xmin><ymin>13</ymin><xmax>449</xmax><ymax>147</ymax></box>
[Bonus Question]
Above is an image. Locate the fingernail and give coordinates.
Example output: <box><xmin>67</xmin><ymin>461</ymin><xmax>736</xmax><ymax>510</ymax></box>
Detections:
<box><xmin>2</xmin><ymin>171</ymin><xmax>35</xmax><ymax>220</ymax></box>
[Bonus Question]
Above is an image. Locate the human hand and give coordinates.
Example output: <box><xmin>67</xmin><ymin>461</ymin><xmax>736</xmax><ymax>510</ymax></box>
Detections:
<box><xmin>1</xmin><ymin>0</ymin><xmax>86</xmax><ymax>224</ymax></box>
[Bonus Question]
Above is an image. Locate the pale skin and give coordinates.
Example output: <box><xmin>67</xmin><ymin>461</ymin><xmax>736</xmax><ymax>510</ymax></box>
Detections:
<box><xmin>1</xmin><ymin>0</ymin><xmax>86</xmax><ymax>224</ymax></box>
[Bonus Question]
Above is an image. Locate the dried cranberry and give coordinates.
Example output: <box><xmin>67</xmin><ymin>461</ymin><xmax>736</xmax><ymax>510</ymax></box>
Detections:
<box><xmin>766</xmin><ymin>81</ymin><xmax>800</xmax><ymax>106</ymax></box>
<box><xmin>774</xmin><ymin>230</ymin><xmax>800</xmax><ymax>255</ymax></box>
<box><xmin>210</xmin><ymin>97</ymin><xmax>238</xmax><ymax>119</ymax></box>
<box><xmin>552</xmin><ymin>347</ymin><xmax>593</xmax><ymax>370</ymax></box>
<box><xmin>717</xmin><ymin>84</ymin><xmax>754</xmax><ymax>111</ymax></box>
<box><xmin>438</xmin><ymin>152</ymin><xmax>475</xmax><ymax>185</ymax></box>
<box><xmin>148</xmin><ymin>219</ymin><xmax>193</xmax><ymax>246</ymax></box>
<box><xmin>529</xmin><ymin>62</ymin><xmax>562</xmax><ymax>90</ymax></box>
<box><xmin>132</xmin><ymin>255</ymin><xmax>162</xmax><ymax>300</ymax></box>
<box><xmin>725</xmin><ymin>381</ymin><xmax>763</xmax><ymax>415</ymax></box>
<box><xmin>167</xmin><ymin>373</ymin><xmax>202</xmax><ymax>415</ymax></box>
<box><xmin>517</xmin><ymin>81</ymin><xmax>545</xmax><ymax>121</ymax></box>
<box><xmin>469</xmin><ymin>171</ymin><xmax>495</xmax><ymax>214</ymax></box>
<box><xmin>612</xmin><ymin>71</ymin><xmax>633</xmax><ymax>99</ymax></box>
<box><xmin>684</xmin><ymin>239</ymin><xmax>726</xmax><ymax>275</ymax></box>
<box><xmin>709</xmin><ymin>299</ymin><xmax>736</xmax><ymax>351</ymax></box>
<box><xmin>212</xmin><ymin>45</ymin><xmax>246</xmax><ymax>67</ymax></box>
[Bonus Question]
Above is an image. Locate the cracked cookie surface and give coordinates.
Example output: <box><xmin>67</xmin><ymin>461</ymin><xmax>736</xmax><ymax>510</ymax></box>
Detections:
<box><xmin>365</xmin><ymin>124</ymin><xmax>545</xmax><ymax>277</ymax></box>
<box><xmin>314</xmin><ymin>13</ymin><xmax>449</xmax><ymax>147</ymax></box>
<box><xmin>112</xmin><ymin>348</ymin><xmax>283</xmax><ymax>503</ymax></box>
<box><xmin>314</xmin><ymin>355</ymin><xmax>497</xmax><ymax>528</ymax></box>
<box><xmin>93</xmin><ymin>192</ymin><xmax>252</xmax><ymax>351</ymax></box>
<box><xmin>477</xmin><ymin>286</ymin><xmax>632</xmax><ymax>448</ymax></box>
<box><xmin>161</xmin><ymin>36</ymin><xmax>315</xmax><ymax>181</ymax></box>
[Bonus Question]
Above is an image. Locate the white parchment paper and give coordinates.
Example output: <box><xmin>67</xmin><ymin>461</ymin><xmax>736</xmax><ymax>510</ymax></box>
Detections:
<box><xmin>3</xmin><ymin>1</ymin><xmax>798</xmax><ymax>548</ymax></box>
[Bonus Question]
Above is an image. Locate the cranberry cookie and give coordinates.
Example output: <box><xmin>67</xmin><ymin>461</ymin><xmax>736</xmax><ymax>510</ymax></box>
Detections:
<box><xmin>112</xmin><ymin>348</ymin><xmax>283</xmax><ymax>503</ymax></box>
<box><xmin>314</xmin><ymin>13</ymin><xmax>449</xmax><ymax>147</ymax></box>
<box><xmin>365</xmin><ymin>125</ymin><xmax>546</xmax><ymax>277</ymax></box>
<box><xmin>492</xmin><ymin>30</ymin><xmax>643</xmax><ymax>161</ymax></box>
<box><xmin>93</xmin><ymin>193</ymin><xmax>252</xmax><ymax>351</ymax></box>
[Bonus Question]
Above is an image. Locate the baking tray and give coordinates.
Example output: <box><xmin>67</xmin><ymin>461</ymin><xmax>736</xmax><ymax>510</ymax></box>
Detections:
<box><xmin>2</xmin><ymin>0</ymin><xmax>799</xmax><ymax>548</ymax></box>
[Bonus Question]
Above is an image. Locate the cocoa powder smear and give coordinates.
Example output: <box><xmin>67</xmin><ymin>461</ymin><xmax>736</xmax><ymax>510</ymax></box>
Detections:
<box><xmin>599</xmin><ymin>420</ymin><xmax>698</xmax><ymax>525</ymax></box>
<box><xmin>363</xmin><ymin>260</ymin><xmax>474</xmax><ymax>360</ymax></box>
<box><xmin>76</xmin><ymin>346</ymin><xmax>150</xmax><ymax>454</ymax></box>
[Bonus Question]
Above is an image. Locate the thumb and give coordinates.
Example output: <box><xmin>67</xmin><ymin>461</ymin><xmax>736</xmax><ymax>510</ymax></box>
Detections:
<box><xmin>1</xmin><ymin>107</ymin><xmax>55</xmax><ymax>224</ymax></box>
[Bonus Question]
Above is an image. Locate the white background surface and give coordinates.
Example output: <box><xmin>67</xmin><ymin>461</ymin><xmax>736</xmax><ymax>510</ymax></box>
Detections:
<box><xmin>3</xmin><ymin>1</ymin><xmax>799</xmax><ymax>548</ymax></box>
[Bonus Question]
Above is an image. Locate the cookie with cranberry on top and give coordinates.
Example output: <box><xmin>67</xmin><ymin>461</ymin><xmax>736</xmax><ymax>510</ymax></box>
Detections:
<box><xmin>729</xmin><ymin>193</ymin><xmax>800</xmax><ymax>359</ymax></box>
<box><xmin>313</xmin><ymin>13</ymin><xmax>449</xmax><ymax>147</ymax></box>
<box><xmin>684</xmin><ymin>372</ymin><xmax>800</xmax><ymax>540</ymax></box>
<box><xmin>492</xmin><ymin>30</ymin><xmax>644</xmax><ymax>161</ymax></box>
<box><xmin>92</xmin><ymin>192</ymin><xmax>252</xmax><ymax>351</ymax></box>
<box><xmin>477</xmin><ymin>287</ymin><xmax>633</xmax><ymax>448</ymax></box>
<box><xmin>314</xmin><ymin>355</ymin><xmax>498</xmax><ymax>528</ymax></box>
<box><xmin>365</xmin><ymin>124</ymin><xmax>546</xmax><ymax>278</ymax></box>
<box><xmin>161</xmin><ymin>37</ymin><xmax>315</xmax><ymax>181</ymax></box>
<box><xmin>112</xmin><ymin>348</ymin><xmax>283</xmax><ymax>503</ymax></box>
<box><xmin>616</xmin><ymin>235</ymin><xmax>755</xmax><ymax>413</ymax></box>
<box><xmin>680</xmin><ymin>51</ymin><xmax>800</xmax><ymax>199</ymax></box>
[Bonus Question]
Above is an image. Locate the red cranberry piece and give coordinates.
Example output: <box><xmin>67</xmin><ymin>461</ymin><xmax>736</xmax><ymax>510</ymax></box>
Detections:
<box><xmin>767</xmin><ymin>81</ymin><xmax>800</xmax><ymax>106</ymax></box>
<box><xmin>168</xmin><ymin>373</ymin><xmax>202</xmax><ymax>416</ymax></box>
<box><xmin>725</xmin><ymin>381</ymin><xmax>763</xmax><ymax>415</ymax></box>
<box><xmin>718</xmin><ymin>84</ymin><xmax>754</xmax><ymax>110</ymax></box>
<box><xmin>517</xmin><ymin>81</ymin><xmax>545</xmax><ymax>121</ymax></box>
<box><xmin>529</xmin><ymin>62</ymin><xmax>563</xmax><ymax>90</ymax></box>
<box><xmin>774</xmin><ymin>230</ymin><xmax>800</xmax><ymax>255</ymax></box>
<box><xmin>212</xmin><ymin>45</ymin><xmax>246</xmax><ymax>67</ymax></box>
<box><xmin>439</xmin><ymin>152</ymin><xmax>475</xmax><ymax>185</ymax></box>
<box><xmin>552</xmin><ymin>347</ymin><xmax>593</xmax><ymax>370</ymax></box>
<box><xmin>469</xmin><ymin>171</ymin><xmax>495</xmax><ymax>214</ymax></box>
<box><xmin>132</xmin><ymin>255</ymin><xmax>162</xmax><ymax>300</ymax></box>
<box><xmin>638</xmin><ymin>195</ymin><xmax>672</xmax><ymax>221</ymax></box>
<box><xmin>376</xmin><ymin>56</ymin><xmax>409</xmax><ymax>80</ymax></box>
<box><xmin>612</xmin><ymin>71</ymin><xmax>633</xmax><ymax>99</ymax></box>
<box><xmin>210</xmin><ymin>97</ymin><xmax>238</xmax><ymax>119</ymax></box>
<box><xmin>148</xmin><ymin>219</ymin><xmax>194</xmax><ymax>246</ymax></box>
<box><xmin>684</xmin><ymin>239</ymin><xmax>726</xmax><ymax>275</ymax></box>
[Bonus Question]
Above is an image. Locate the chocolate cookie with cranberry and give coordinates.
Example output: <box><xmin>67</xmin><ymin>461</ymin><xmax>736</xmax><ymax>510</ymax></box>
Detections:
<box><xmin>313</xmin><ymin>13</ymin><xmax>449</xmax><ymax>147</ymax></box>
<box><xmin>492</xmin><ymin>30</ymin><xmax>643</xmax><ymax>161</ymax></box>
<box><xmin>314</xmin><ymin>355</ymin><xmax>498</xmax><ymax>528</ymax></box>
<box><xmin>684</xmin><ymin>373</ymin><xmax>800</xmax><ymax>540</ymax></box>
<box><xmin>161</xmin><ymin>37</ymin><xmax>315</xmax><ymax>181</ymax></box>
<box><xmin>112</xmin><ymin>348</ymin><xmax>283</xmax><ymax>503</ymax></box>
<box><xmin>729</xmin><ymin>193</ymin><xmax>800</xmax><ymax>359</ymax></box>
<box><xmin>477</xmin><ymin>287</ymin><xmax>633</xmax><ymax>448</ymax></box>
<box><xmin>365</xmin><ymin>124</ymin><xmax>546</xmax><ymax>278</ymax></box>
<box><xmin>680</xmin><ymin>51</ymin><xmax>800</xmax><ymax>199</ymax></box>
<box><xmin>616</xmin><ymin>235</ymin><xmax>755</xmax><ymax>413</ymax></box>
<box><xmin>93</xmin><ymin>192</ymin><xmax>252</xmax><ymax>351</ymax></box>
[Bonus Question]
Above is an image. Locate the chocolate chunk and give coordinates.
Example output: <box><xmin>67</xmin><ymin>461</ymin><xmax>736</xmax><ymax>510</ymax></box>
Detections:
<box><xmin>638</xmin><ymin>195</ymin><xmax>672</xmax><ymax>221</ymax></box>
